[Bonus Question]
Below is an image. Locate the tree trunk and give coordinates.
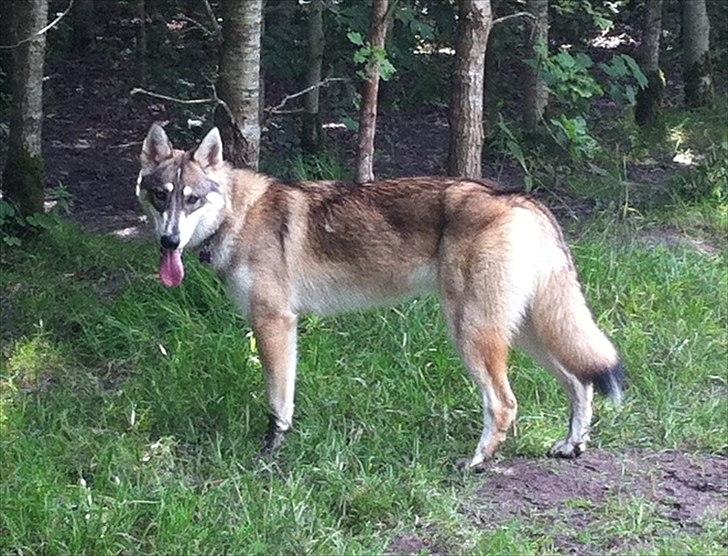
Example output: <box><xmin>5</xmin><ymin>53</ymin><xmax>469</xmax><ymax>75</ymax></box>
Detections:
<box><xmin>71</xmin><ymin>0</ymin><xmax>95</xmax><ymax>54</ymax></box>
<box><xmin>448</xmin><ymin>0</ymin><xmax>491</xmax><ymax>178</ymax></box>
<box><xmin>355</xmin><ymin>0</ymin><xmax>389</xmax><ymax>184</ymax></box>
<box><xmin>215</xmin><ymin>0</ymin><xmax>263</xmax><ymax>170</ymax></box>
<box><xmin>136</xmin><ymin>0</ymin><xmax>146</xmax><ymax>85</ymax></box>
<box><xmin>0</xmin><ymin>3</ymin><xmax>17</xmax><ymax>100</ymax></box>
<box><xmin>1</xmin><ymin>0</ymin><xmax>48</xmax><ymax>216</ymax></box>
<box><xmin>301</xmin><ymin>0</ymin><xmax>325</xmax><ymax>153</ymax></box>
<box><xmin>523</xmin><ymin>0</ymin><xmax>548</xmax><ymax>131</ymax></box>
<box><xmin>635</xmin><ymin>0</ymin><xmax>664</xmax><ymax>126</ymax></box>
<box><xmin>681</xmin><ymin>0</ymin><xmax>713</xmax><ymax>108</ymax></box>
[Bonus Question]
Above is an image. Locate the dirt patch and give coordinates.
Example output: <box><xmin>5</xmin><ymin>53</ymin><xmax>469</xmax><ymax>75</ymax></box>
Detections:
<box><xmin>387</xmin><ymin>533</ymin><xmax>446</xmax><ymax>556</ymax></box>
<box><xmin>637</xmin><ymin>227</ymin><xmax>723</xmax><ymax>256</ymax></box>
<box><xmin>464</xmin><ymin>450</ymin><xmax>727</xmax><ymax>554</ymax></box>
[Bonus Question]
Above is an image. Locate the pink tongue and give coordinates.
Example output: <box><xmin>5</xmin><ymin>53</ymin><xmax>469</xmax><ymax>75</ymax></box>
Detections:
<box><xmin>159</xmin><ymin>250</ymin><xmax>184</xmax><ymax>287</ymax></box>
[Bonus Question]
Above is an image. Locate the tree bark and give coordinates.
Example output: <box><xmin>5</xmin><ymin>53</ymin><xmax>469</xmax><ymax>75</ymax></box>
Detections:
<box><xmin>523</xmin><ymin>0</ymin><xmax>548</xmax><ymax>131</ymax></box>
<box><xmin>2</xmin><ymin>0</ymin><xmax>48</xmax><ymax>216</ymax></box>
<box><xmin>301</xmin><ymin>0</ymin><xmax>325</xmax><ymax>153</ymax></box>
<box><xmin>681</xmin><ymin>0</ymin><xmax>713</xmax><ymax>108</ymax></box>
<box><xmin>355</xmin><ymin>0</ymin><xmax>389</xmax><ymax>184</ymax></box>
<box><xmin>635</xmin><ymin>0</ymin><xmax>663</xmax><ymax>126</ymax></box>
<box><xmin>71</xmin><ymin>0</ymin><xmax>95</xmax><ymax>54</ymax></box>
<box><xmin>215</xmin><ymin>0</ymin><xmax>263</xmax><ymax>170</ymax></box>
<box><xmin>448</xmin><ymin>0</ymin><xmax>492</xmax><ymax>178</ymax></box>
<box><xmin>0</xmin><ymin>3</ymin><xmax>17</xmax><ymax>99</ymax></box>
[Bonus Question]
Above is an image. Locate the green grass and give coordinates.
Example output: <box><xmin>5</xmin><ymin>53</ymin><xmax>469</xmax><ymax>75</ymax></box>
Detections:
<box><xmin>1</xmin><ymin>209</ymin><xmax>726</xmax><ymax>554</ymax></box>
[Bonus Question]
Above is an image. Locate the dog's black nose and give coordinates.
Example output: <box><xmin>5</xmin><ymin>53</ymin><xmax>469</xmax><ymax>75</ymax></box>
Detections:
<box><xmin>161</xmin><ymin>234</ymin><xmax>180</xmax><ymax>250</ymax></box>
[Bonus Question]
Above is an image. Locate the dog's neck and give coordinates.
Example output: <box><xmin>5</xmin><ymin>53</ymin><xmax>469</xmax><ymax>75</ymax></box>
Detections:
<box><xmin>199</xmin><ymin>168</ymin><xmax>273</xmax><ymax>271</ymax></box>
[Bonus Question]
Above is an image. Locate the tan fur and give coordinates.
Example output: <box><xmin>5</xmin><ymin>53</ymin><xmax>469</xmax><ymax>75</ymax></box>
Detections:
<box><xmin>137</xmin><ymin>126</ymin><xmax>624</xmax><ymax>465</ymax></box>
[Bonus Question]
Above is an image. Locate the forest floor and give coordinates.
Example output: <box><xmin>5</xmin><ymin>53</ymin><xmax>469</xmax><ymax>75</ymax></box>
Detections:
<box><xmin>2</xmin><ymin>15</ymin><xmax>727</xmax><ymax>556</ymax></box>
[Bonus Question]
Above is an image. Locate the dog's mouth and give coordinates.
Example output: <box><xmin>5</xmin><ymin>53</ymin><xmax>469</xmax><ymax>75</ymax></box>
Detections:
<box><xmin>159</xmin><ymin>249</ymin><xmax>184</xmax><ymax>288</ymax></box>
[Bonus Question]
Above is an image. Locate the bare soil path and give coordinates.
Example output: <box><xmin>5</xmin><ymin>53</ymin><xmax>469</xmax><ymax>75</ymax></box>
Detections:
<box><xmin>390</xmin><ymin>450</ymin><xmax>727</xmax><ymax>554</ymax></box>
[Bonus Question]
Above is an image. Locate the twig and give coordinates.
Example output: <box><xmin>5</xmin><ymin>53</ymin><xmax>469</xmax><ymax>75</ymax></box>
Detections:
<box><xmin>0</xmin><ymin>0</ymin><xmax>74</xmax><ymax>49</ymax></box>
<box><xmin>110</xmin><ymin>140</ymin><xmax>143</xmax><ymax>150</ymax></box>
<box><xmin>492</xmin><ymin>11</ymin><xmax>536</xmax><ymax>26</ymax></box>
<box><xmin>201</xmin><ymin>0</ymin><xmax>222</xmax><ymax>38</ymax></box>
<box><xmin>129</xmin><ymin>83</ymin><xmax>236</xmax><ymax>128</ymax></box>
<box><xmin>130</xmin><ymin>87</ymin><xmax>214</xmax><ymax>104</ymax></box>
<box><xmin>177</xmin><ymin>14</ymin><xmax>216</xmax><ymax>37</ymax></box>
<box><xmin>265</xmin><ymin>77</ymin><xmax>348</xmax><ymax>114</ymax></box>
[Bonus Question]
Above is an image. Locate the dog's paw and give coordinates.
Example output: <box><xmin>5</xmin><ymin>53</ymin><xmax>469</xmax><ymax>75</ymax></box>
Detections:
<box><xmin>455</xmin><ymin>457</ymin><xmax>490</xmax><ymax>473</ymax></box>
<box><xmin>549</xmin><ymin>439</ymin><xmax>586</xmax><ymax>459</ymax></box>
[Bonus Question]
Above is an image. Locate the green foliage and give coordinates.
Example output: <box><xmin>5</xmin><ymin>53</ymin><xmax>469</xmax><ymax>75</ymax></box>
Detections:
<box><xmin>551</xmin><ymin>0</ymin><xmax>616</xmax><ymax>32</ymax></box>
<box><xmin>290</xmin><ymin>150</ymin><xmax>349</xmax><ymax>181</ymax></box>
<box><xmin>495</xmin><ymin>117</ymin><xmax>533</xmax><ymax>191</ymax></box>
<box><xmin>538</xmin><ymin>47</ymin><xmax>603</xmax><ymax>108</ymax></box>
<box><xmin>549</xmin><ymin>115</ymin><xmax>601</xmax><ymax>160</ymax></box>
<box><xmin>348</xmin><ymin>32</ymin><xmax>396</xmax><ymax>82</ymax></box>
<box><xmin>599</xmin><ymin>54</ymin><xmax>648</xmax><ymax>107</ymax></box>
<box><xmin>0</xmin><ymin>184</ymin><xmax>71</xmax><ymax>248</ymax></box>
<box><xmin>0</xmin><ymin>201</ymin><xmax>54</xmax><ymax>248</ymax></box>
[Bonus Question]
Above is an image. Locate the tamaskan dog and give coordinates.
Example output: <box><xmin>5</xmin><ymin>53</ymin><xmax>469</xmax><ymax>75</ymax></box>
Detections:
<box><xmin>136</xmin><ymin>124</ymin><xmax>625</xmax><ymax>469</ymax></box>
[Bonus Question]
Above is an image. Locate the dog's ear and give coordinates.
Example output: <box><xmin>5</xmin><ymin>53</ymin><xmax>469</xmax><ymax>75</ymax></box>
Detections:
<box><xmin>193</xmin><ymin>127</ymin><xmax>224</xmax><ymax>169</ymax></box>
<box><xmin>141</xmin><ymin>124</ymin><xmax>173</xmax><ymax>169</ymax></box>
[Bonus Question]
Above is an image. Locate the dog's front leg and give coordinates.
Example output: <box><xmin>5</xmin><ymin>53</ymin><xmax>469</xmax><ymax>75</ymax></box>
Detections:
<box><xmin>251</xmin><ymin>305</ymin><xmax>298</xmax><ymax>457</ymax></box>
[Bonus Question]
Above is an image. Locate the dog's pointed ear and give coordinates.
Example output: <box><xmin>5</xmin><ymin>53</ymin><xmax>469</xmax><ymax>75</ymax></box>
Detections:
<box><xmin>141</xmin><ymin>124</ymin><xmax>173</xmax><ymax>169</ymax></box>
<box><xmin>193</xmin><ymin>127</ymin><xmax>224</xmax><ymax>169</ymax></box>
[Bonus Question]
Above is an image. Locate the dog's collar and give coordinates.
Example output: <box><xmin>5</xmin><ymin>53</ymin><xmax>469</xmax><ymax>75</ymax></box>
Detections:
<box><xmin>199</xmin><ymin>247</ymin><xmax>212</xmax><ymax>264</ymax></box>
<box><xmin>198</xmin><ymin>230</ymin><xmax>219</xmax><ymax>265</ymax></box>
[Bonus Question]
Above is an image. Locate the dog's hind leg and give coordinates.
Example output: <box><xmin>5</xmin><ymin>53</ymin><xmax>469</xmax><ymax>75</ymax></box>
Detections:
<box><xmin>515</xmin><ymin>322</ymin><xmax>593</xmax><ymax>458</ymax></box>
<box><xmin>441</xmin><ymin>293</ymin><xmax>518</xmax><ymax>468</ymax></box>
<box><xmin>251</xmin><ymin>306</ymin><xmax>298</xmax><ymax>456</ymax></box>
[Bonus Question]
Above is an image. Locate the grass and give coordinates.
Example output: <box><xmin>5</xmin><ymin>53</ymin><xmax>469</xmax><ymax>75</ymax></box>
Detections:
<box><xmin>1</xmin><ymin>205</ymin><xmax>726</xmax><ymax>554</ymax></box>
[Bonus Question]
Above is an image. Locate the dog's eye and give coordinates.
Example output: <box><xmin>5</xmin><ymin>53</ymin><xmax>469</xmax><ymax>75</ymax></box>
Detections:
<box><xmin>186</xmin><ymin>195</ymin><xmax>200</xmax><ymax>205</ymax></box>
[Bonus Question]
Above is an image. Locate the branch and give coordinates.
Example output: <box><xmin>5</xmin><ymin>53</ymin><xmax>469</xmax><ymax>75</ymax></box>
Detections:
<box><xmin>492</xmin><ymin>11</ymin><xmax>536</xmax><ymax>26</ymax></box>
<box><xmin>265</xmin><ymin>77</ymin><xmax>348</xmax><ymax>114</ymax></box>
<box><xmin>201</xmin><ymin>0</ymin><xmax>222</xmax><ymax>39</ymax></box>
<box><xmin>0</xmin><ymin>0</ymin><xmax>74</xmax><ymax>49</ymax></box>
<box><xmin>130</xmin><ymin>87</ymin><xmax>214</xmax><ymax>104</ymax></box>
<box><xmin>129</xmin><ymin>83</ymin><xmax>236</xmax><ymax>127</ymax></box>
<box><xmin>177</xmin><ymin>14</ymin><xmax>217</xmax><ymax>37</ymax></box>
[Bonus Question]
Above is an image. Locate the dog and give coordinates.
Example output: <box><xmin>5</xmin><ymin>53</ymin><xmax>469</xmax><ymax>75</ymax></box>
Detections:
<box><xmin>136</xmin><ymin>124</ymin><xmax>625</xmax><ymax>468</ymax></box>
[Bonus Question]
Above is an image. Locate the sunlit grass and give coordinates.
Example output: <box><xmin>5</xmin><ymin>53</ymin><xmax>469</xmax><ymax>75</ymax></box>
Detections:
<box><xmin>1</xmin><ymin>210</ymin><xmax>726</xmax><ymax>553</ymax></box>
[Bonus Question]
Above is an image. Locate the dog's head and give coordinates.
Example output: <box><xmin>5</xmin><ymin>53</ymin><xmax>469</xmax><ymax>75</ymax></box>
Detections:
<box><xmin>136</xmin><ymin>124</ymin><xmax>227</xmax><ymax>287</ymax></box>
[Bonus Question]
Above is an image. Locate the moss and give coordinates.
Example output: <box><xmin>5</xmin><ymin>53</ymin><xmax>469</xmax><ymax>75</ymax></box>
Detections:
<box><xmin>1</xmin><ymin>148</ymin><xmax>44</xmax><ymax>217</ymax></box>
<box><xmin>635</xmin><ymin>69</ymin><xmax>665</xmax><ymax>126</ymax></box>
<box><xmin>684</xmin><ymin>53</ymin><xmax>714</xmax><ymax>108</ymax></box>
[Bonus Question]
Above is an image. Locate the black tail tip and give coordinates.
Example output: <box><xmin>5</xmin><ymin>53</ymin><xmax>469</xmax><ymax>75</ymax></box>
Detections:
<box><xmin>593</xmin><ymin>361</ymin><xmax>627</xmax><ymax>403</ymax></box>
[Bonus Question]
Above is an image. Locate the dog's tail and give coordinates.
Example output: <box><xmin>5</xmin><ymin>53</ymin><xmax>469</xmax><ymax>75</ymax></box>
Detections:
<box><xmin>529</xmin><ymin>266</ymin><xmax>626</xmax><ymax>403</ymax></box>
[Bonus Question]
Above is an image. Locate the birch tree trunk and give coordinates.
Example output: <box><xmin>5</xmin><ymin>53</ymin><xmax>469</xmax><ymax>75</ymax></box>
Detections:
<box><xmin>635</xmin><ymin>0</ymin><xmax>663</xmax><ymax>126</ymax></box>
<box><xmin>1</xmin><ymin>0</ymin><xmax>48</xmax><ymax>216</ymax></box>
<box><xmin>681</xmin><ymin>0</ymin><xmax>713</xmax><ymax>107</ymax></box>
<box><xmin>355</xmin><ymin>0</ymin><xmax>389</xmax><ymax>184</ymax></box>
<box><xmin>448</xmin><ymin>0</ymin><xmax>492</xmax><ymax>178</ymax></box>
<box><xmin>301</xmin><ymin>0</ymin><xmax>325</xmax><ymax>153</ymax></box>
<box><xmin>215</xmin><ymin>0</ymin><xmax>263</xmax><ymax>169</ymax></box>
<box><xmin>523</xmin><ymin>0</ymin><xmax>548</xmax><ymax>131</ymax></box>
